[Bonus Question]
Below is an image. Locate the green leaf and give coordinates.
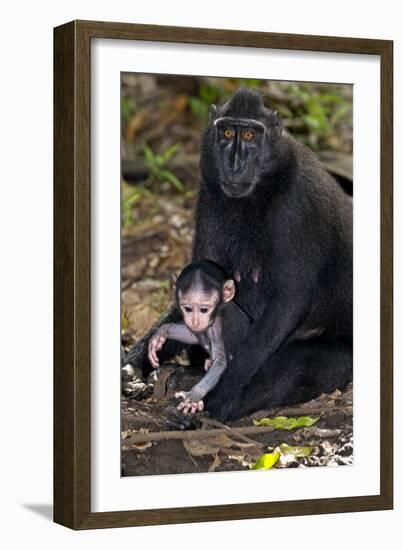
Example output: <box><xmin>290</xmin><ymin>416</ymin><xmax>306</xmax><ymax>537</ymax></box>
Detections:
<box><xmin>253</xmin><ymin>415</ymin><xmax>320</xmax><ymax>430</ymax></box>
<box><xmin>159</xmin><ymin>169</ymin><xmax>184</xmax><ymax>192</ymax></box>
<box><xmin>278</xmin><ymin>443</ymin><xmax>313</xmax><ymax>457</ymax></box>
<box><xmin>199</xmin><ymin>82</ymin><xmax>220</xmax><ymax>105</ymax></box>
<box><xmin>121</xmin><ymin>97</ymin><xmax>136</xmax><ymax>125</ymax></box>
<box><xmin>143</xmin><ymin>144</ymin><xmax>154</xmax><ymax>163</ymax></box>
<box><xmin>154</xmin><ymin>155</ymin><xmax>164</xmax><ymax>167</ymax></box>
<box><xmin>238</xmin><ymin>78</ymin><xmax>263</xmax><ymax>89</ymax></box>
<box><xmin>142</xmin><ymin>143</ymin><xmax>184</xmax><ymax>192</ymax></box>
<box><xmin>189</xmin><ymin>97</ymin><xmax>209</xmax><ymax>122</ymax></box>
<box><xmin>316</xmin><ymin>93</ymin><xmax>343</xmax><ymax>105</ymax></box>
<box><xmin>294</xmin><ymin>416</ymin><xmax>320</xmax><ymax>427</ymax></box>
<box><xmin>302</xmin><ymin>114</ymin><xmax>323</xmax><ymax>131</ymax></box>
<box><xmin>251</xmin><ymin>451</ymin><xmax>280</xmax><ymax>470</ymax></box>
<box><xmin>251</xmin><ymin>444</ymin><xmax>313</xmax><ymax>470</ymax></box>
<box><xmin>121</xmin><ymin>310</ymin><xmax>129</xmax><ymax>330</ymax></box>
<box><xmin>160</xmin><ymin>144</ymin><xmax>180</xmax><ymax>163</ymax></box>
<box><xmin>126</xmin><ymin>191</ymin><xmax>141</xmax><ymax>205</ymax></box>
<box><xmin>330</xmin><ymin>102</ymin><xmax>351</xmax><ymax>124</ymax></box>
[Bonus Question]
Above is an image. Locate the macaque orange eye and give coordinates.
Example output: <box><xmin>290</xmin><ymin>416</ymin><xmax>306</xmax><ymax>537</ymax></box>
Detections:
<box><xmin>242</xmin><ymin>130</ymin><xmax>255</xmax><ymax>141</ymax></box>
<box><xmin>224</xmin><ymin>128</ymin><xmax>235</xmax><ymax>139</ymax></box>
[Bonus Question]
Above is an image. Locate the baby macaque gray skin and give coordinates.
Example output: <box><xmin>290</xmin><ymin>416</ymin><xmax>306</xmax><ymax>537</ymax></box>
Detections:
<box><xmin>148</xmin><ymin>260</ymin><xmax>251</xmax><ymax>415</ymax></box>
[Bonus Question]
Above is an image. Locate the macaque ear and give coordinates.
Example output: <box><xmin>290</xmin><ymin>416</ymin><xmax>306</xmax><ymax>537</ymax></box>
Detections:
<box><xmin>223</xmin><ymin>279</ymin><xmax>236</xmax><ymax>303</ymax></box>
<box><xmin>170</xmin><ymin>273</ymin><xmax>178</xmax><ymax>294</ymax></box>
<box><xmin>209</xmin><ymin>104</ymin><xmax>219</xmax><ymax>124</ymax></box>
<box><xmin>268</xmin><ymin>110</ymin><xmax>283</xmax><ymax>140</ymax></box>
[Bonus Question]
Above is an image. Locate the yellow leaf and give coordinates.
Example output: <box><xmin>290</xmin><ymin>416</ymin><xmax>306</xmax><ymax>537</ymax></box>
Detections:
<box><xmin>251</xmin><ymin>451</ymin><xmax>280</xmax><ymax>470</ymax></box>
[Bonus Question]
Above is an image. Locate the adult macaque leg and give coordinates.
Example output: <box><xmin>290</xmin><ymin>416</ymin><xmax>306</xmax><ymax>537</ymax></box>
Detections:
<box><xmin>211</xmin><ymin>339</ymin><xmax>352</xmax><ymax>421</ymax></box>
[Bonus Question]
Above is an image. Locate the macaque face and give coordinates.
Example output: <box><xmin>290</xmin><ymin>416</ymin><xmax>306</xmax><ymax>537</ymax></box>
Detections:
<box><xmin>178</xmin><ymin>289</ymin><xmax>220</xmax><ymax>334</ymax></box>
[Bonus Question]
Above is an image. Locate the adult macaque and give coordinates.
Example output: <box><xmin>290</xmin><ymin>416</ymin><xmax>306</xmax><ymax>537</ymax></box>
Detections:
<box><xmin>148</xmin><ymin>260</ymin><xmax>251</xmax><ymax>414</ymax></box>
<box><xmin>124</xmin><ymin>87</ymin><xmax>352</xmax><ymax>423</ymax></box>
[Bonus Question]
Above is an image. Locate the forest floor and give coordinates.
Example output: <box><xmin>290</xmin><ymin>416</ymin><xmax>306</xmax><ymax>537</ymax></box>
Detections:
<box><xmin>121</xmin><ymin>370</ymin><xmax>353</xmax><ymax>476</ymax></box>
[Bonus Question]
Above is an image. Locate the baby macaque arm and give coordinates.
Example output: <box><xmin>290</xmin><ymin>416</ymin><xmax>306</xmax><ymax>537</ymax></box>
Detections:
<box><xmin>148</xmin><ymin>323</ymin><xmax>198</xmax><ymax>368</ymax></box>
<box><xmin>163</xmin><ymin>323</ymin><xmax>199</xmax><ymax>344</ymax></box>
<box><xmin>179</xmin><ymin>320</ymin><xmax>227</xmax><ymax>403</ymax></box>
<box><xmin>190</xmin><ymin>349</ymin><xmax>226</xmax><ymax>399</ymax></box>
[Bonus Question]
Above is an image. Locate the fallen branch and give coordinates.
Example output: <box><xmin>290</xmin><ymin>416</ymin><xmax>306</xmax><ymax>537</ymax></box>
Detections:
<box><xmin>200</xmin><ymin>417</ymin><xmax>264</xmax><ymax>449</ymax></box>
<box><xmin>122</xmin><ymin>424</ymin><xmax>277</xmax><ymax>446</ymax></box>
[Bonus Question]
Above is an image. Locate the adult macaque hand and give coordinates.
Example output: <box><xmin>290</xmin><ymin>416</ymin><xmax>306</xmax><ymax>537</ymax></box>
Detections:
<box><xmin>175</xmin><ymin>390</ymin><xmax>204</xmax><ymax>415</ymax></box>
<box><xmin>148</xmin><ymin>327</ymin><xmax>168</xmax><ymax>368</ymax></box>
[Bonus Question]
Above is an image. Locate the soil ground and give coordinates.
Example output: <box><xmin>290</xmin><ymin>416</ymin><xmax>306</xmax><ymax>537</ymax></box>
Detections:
<box><xmin>121</xmin><ymin>367</ymin><xmax>353</xmax><ymax>476</ymax></box>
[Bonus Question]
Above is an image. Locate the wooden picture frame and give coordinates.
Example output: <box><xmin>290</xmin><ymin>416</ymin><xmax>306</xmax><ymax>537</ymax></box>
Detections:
<box><xmin>54</xmin><ymin>20</ymin><xmax>393</xmax><ymax>529</ymax></box>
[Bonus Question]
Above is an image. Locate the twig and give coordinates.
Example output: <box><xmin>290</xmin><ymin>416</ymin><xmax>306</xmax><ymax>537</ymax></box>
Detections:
<box><xmin>122</xmin><ymin>425</ymin><xmax>276</xmax><ymax>445</ymax></box>
<box><xmin>200</xmin><ymin>418</ymin><xmax>264</xmax><ymax>449</ymax></box>
<box><xmin>122</xmin><ymin>404</ymin><xmax>352</xmax><ymax>447</ymax></box>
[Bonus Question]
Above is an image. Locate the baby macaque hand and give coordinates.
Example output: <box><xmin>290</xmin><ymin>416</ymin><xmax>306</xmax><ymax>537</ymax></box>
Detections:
<box><xmin>175</xmin><ymin>390</ymin><xmax>204</xmax><ymax>415</ymax></box>
<box><xmin>204</xmin><ymin>358</ymin><xmax>212</xmax><ymax>371</ymax></box>
<box><xmin>148</xmin><ymin>327</ymin><xmax>168</xmax><ymax>368</ymax></box>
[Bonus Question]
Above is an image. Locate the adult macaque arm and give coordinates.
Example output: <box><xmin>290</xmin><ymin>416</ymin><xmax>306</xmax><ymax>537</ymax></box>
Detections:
<box><xmin>217</xmin><ymin>242</ymin><xmax>316</xmax><ymax>392</ymax></box>
<box><xmin>192</xmin><ymin>203</ymin><xmax>224</xmax><ymax>265</ymax></box>
<box><xmin>205</xmin><ymin>288</ymin><xmax>311</xmax><ymax>418</ymax></box>
<box><xmin>244</xmin><ymin>295</ymin><xmax>307</xmax><ymax>379</ymax></box>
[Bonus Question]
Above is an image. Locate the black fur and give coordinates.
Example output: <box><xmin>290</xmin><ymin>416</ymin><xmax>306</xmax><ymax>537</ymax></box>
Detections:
<box><xmin>194</xmin><ymin>87</ymin><xmax>352</xmax><ymax>420</ymax></box>
<box><xmin>174</xmin><ymin>259</ymin><xmax>228</xmax><ymax>303</ymax></box>
<box><xmin>124</xmin><ymin>87</ymin><xmax>353</xmax><ymax>423</ymax></box>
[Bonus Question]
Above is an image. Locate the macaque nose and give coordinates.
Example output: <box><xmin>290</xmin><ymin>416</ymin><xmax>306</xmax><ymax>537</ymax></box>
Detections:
<box><xmin>192</xmin><ymin>313</ymin><xmax>199</xmax><ymax>329</ymax></box>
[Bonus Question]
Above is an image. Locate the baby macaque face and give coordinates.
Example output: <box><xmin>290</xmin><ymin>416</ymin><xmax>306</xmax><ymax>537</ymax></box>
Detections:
<box><xmin>178</xmin><ymin>289</ymin><xmax>220</xmax><ymax>334</ymax></box>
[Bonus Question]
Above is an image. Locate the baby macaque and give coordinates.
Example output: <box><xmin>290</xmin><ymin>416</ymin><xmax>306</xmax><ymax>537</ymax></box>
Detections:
<box><xmin>148</xmin><ymin>260</ymin><xmax>252</xmax><ymax>414</ymax></box>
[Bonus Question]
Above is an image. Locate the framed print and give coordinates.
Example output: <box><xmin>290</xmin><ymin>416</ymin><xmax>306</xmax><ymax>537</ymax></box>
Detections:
<box><xmin>54</xmin><ymin>20</ymin><xmax>393</xmax><ymax>529</ymax></box>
